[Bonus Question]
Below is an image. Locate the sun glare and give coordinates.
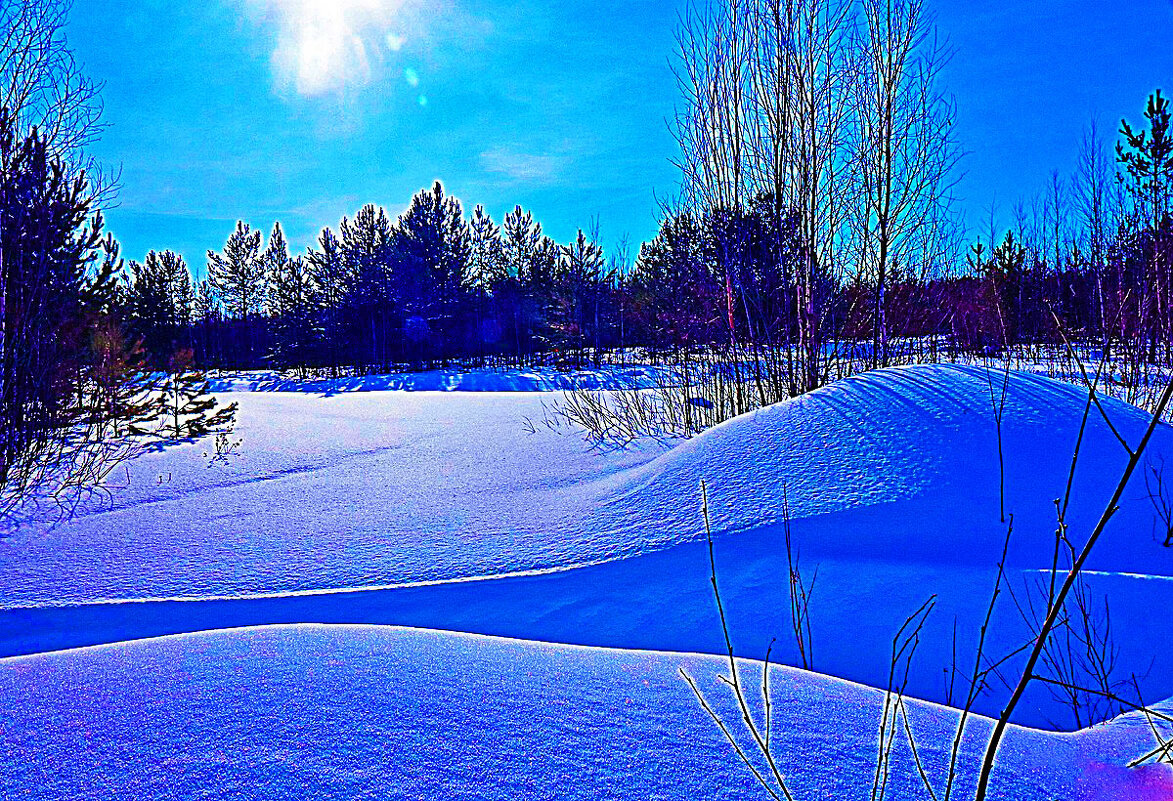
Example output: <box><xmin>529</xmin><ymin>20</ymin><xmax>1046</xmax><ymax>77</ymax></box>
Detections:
<box><xmin>264</xmin><ymin>0</ymin><xmax>411</xmax><ymax>96</ymax></box>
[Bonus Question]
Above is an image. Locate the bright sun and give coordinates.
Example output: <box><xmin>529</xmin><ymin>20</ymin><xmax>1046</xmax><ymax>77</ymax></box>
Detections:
<box><xmin>267</xmin><ymin>0</ymin><xmax>411</xmax><ymax>96</ymax></box>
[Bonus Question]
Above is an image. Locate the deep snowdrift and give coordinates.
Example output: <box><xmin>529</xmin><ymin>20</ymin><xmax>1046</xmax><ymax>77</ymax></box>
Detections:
<box><xmin>4</xmin><ymin>364</ymin><xmax>1170</xmax><ymax>607</ymax></box>
<box><xmin>3</xmin><ymin>624</ymin><xmax>1170</xmax><ymax>801</ymax></box>
<box><xmin>3</xmin><ymin>365</ymin><xmax>1172</xmax><ymax>728</ymax></box>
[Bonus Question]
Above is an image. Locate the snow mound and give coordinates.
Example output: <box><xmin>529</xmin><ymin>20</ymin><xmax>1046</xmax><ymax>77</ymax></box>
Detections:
<box><xmin>3</xmin><ymin>624</ymin><xmax>1165</xmax><ymax>801</ymax></box>
<box><xmin>5</xmin><ymin>365</ymin><xmax>1172</xmax><ymax>730</ymax></box>
<box><xmin>591</xmin><ymin>365</ymin><xmax>1168</xmax><ymax>558</ymax></box>
<box><xmin>7</xmin><ymin>363</ymin><xmax>1168</xmax><ymax>609</ymax></box>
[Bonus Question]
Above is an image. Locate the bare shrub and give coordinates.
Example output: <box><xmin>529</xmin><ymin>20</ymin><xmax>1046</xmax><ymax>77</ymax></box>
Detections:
<box><xmin>1143</xmin><ymin>455</ymin><xmax>1173</xmax><ymax>547</ymax></box>
<box><xmin>683</xmin><ymin>363</ymin><xmax>1173</xmax><ymax>800</ymax></box>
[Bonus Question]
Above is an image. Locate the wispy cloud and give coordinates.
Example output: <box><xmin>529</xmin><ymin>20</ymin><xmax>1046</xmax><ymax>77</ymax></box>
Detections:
<box><xmin>479</xmin><ymin>146</ymin><xmax>564</xmax><ymax>184</ymax></box>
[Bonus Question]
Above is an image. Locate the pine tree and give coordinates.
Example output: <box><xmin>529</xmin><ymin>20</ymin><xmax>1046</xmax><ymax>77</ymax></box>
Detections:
<box><xmin>467</xmin><ymin>204</ymin><xmax>505</xmax><ymax>292</ymax></box>
<box><xmin>268</xmin><ymin>253</ymin><xmax>318</xmax><ymax>371</ymax></box>
<box><xmin>87</xmin><ymin>321</ymin><xmax>158</xmax><ymax>440</ymax></box>
<box><xmin>987</xmin><ymin>231</ymin><xmax>1027</xmax><ymax>347</ymax></box>
<box><xmin>341</xmin><ymin>205</ymin><xmax>395</xmax><ymax>304</ymax></box>
<box><xmin>307</xmin><ymin>226</ymin><xmax>352</xmax><ymax>311</ymax></box>
<box><xmin>467</xmin><ymin>205</ymin><xmax>505</xmax><ymax>361</ymax></box>
<box><xmin>552</xmin><ymin>228</ymin><xmax>605</xmax><ymax>363</ymax></box>
<box><xmin>126</xmin><ymin>250</ymin><xmax>193</xmax><ymax>364</ymax></box>
<box><xmin>633</xmin><ymin>211</ymin><xmax>716</xmax><ymax>348</ymax></box>
<box><xmin>193</xmin><ymin>277</ymin><xmax>222</xmax><ymax>366</ymax></box>
<box><xmin>340</xmin><ymin>205</ymin><xmax>396</xmax><ymax>369</ymax></box>
<box><xmin>0</xmin><ymin>116</ymin><xmax>165</xmax><ymax>520</ymax></box>
<box><xmin>1118</xmin><ymin>90</ymin><xmax>1173</xmax><ymax>351</ymax></box>
<box><xmin>306</xmin><ymin>226</ymin><xmax>353</xmax><ymax>374</ymax></box>
<box><xmin>207</xmin><ymin>221</ymin><xmax>265</xmax><ymax>367</ymax></box>
<box><xmin>157</xmin><ymin>349</ymin><xmax>238</xmax><ymax>441</ymax></box>
<box><xmin>194</xmin><ymin>277</ymin><xmax>221</xmax><ymax>323</ymax></box>
<box><xmin>394</xmin><ymin>181</ymin><xmax>470</xmax><ymax>360</ymax></box>
<box><xmin>502</xmin><ymin>205</ymin><xmax>559</xmax><ymax>358</ymax></box>
<box><xmin>261</xmin><ymin>221</ymin><xmax>291</xmax><ymax>297</ymax></box>
<box><xmin>207</xmin><ymin>221</ymin><xmax>265</xmax><ymax>319</ymax></box>
<box><xmin>502</xmin><ymin>205</ymin><xmax>546</xmax><ymax>284</ymax></box>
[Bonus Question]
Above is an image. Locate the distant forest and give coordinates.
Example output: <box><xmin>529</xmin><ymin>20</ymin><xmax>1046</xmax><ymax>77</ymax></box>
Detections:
<box><xmin>118</xmin><ymin>88</ymin><xmax>1170</xmax><ymax>394</ymax></box>
<box><xmin>4</xmin><ymin>0</ymin><xmax>1172</xmax><ymax>518</ymax></box>
<box><xmin>105</xmin><ymin>0</ymin><xmax>1173</xmax><ymax>400</ymax></box>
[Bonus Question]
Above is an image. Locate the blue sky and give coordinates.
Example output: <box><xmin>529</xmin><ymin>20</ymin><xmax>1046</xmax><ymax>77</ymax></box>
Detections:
<box><xmin>69</xmin><ymin>0</ymin><xmax>1173</xmax><ymax>269</ymax></box>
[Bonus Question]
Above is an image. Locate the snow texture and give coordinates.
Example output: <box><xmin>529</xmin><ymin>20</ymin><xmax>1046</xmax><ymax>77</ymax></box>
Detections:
<box><xmin>3</xmin><ymin>624</ymin><xmax>1170</xmax><ymax>801</ymax></box>
<box><xmin>3</xmin><ymin>363</ymin><xmax>1173</xmax><ymax>798</ymax></box>
<box><xmin>3</xmin><ymin>365</ymin><xmax>1173</xmax><ymax>728</ymax></box>
<box><xmin>6</xmin><ymin>364</ymin><xmax>1170</xmax><ymax>607</ymax></box>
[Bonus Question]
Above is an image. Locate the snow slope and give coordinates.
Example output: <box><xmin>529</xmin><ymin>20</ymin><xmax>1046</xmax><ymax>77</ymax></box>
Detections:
<box><xmin>4</xmin><ymin>364</ymin><xmax>1170</xmax><ymax>607</ymax></box>
<box><xmin>3</xmin><ymin>624</ymin><xmax>1170</xmax><ymax>801</ymax></box>
<box><xmin>0</xmin><ymin>390</ymin><xmax>663</xmax><ymax>606</ymax></box>
<box><xmin>3</xmin><ymin>364</ymin><xmax>1172</xmax><ymax>728</ymax></box>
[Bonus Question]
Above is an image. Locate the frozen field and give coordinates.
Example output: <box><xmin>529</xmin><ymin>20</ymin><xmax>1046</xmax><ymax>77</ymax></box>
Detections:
<box><xmin>2</xmin><ymin>364</ymin><xmax>1172</xmax><ymax>798</ymax></box>
<box><xmin>4</xmin><ymin>625</ymin><xmax>1173</xmax><ymax>801</ymax></box>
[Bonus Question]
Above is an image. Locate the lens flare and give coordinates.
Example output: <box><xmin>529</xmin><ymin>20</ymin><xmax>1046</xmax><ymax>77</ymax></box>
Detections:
<box><xmin>260</xmin><ymin>0</ymin><xmax>411</xmax><ymax>95</ymax></box>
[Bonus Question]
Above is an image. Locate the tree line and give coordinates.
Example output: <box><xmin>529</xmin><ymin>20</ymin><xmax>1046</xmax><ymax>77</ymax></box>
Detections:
<box><xmin>124</xmin><ymin>185</ymin><xmax>630</xmax><ymax>374</ymax></box>
<box><xmin>116</xmin><ymin>78</ymin><xmax>1169</xmax><ymax>399</ymax></box>
<box><xmin>107</xmin><ymin>0</ymin><xmax>1173</xmax><ymax>400</ymax></box>
<box><xmin>4</xmin><ymin>0</ymin><xmax>1172</xmax><ymax>520</ymax></box>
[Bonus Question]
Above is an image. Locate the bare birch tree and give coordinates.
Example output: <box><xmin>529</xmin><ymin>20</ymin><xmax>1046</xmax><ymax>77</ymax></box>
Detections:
<box><xmin>674</xmin><ymin>0</ymin><xmax>858</xmax><ymax>394</ymax></box>
<box><xmin>758</xmin><ymin>0</ymin><xmax>857</xmax><ymax>392</ymax></box>
<box><xmin>851</xmin><ymin>0</ymin><xmax>959</xmax><ymax>368</ymax></box>
<box><xmin>672</xmin><ymin>0</ymin><xmax>753</xmax><ymax>214</ymax></box>
<box><xmin>0</xmin><ymin>0</ymin><xmax>104</xmax><ymax>162</ymax></box>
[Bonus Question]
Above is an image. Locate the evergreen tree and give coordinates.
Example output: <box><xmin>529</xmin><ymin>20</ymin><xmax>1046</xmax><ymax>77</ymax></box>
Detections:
<box><xmin>552</xmin><ymin>228</ymin><xmax>605</xmax><ymax>362</ymax></box>
<box><xmin>0</xmin><ymin>115</ymin><xmax>167</xmax><ymax>520</ymax></box>
<box><xmin>467</xmin><ymin>204</ymin><xmax>505</xmax><ymax>292</ymax></box>
<box><xmin>267</xmin><ymin>253</ymin><xmax>318</xmax><ymax>371</ymax></box>
<box><xmin>261</xmin><ymin>221</ymin><xmax>316</xmax><ymax>369</ymax></box>
<box><xmin>307</xmin><ymin>226</ymin><xmax>352</xmax><ymax>311</ymax></box>
<box><xmin>1119</xmin><ymin>90</ymin><xmax>1173</xmax><ymax>231</ymax></box>
<box><xmin>1</xmin><ymin>117</ymin><xmax>103</xmax><ymax>501</ymax></box>
<box><xmin>1117</xmin><ymin>90</ymin><xmax>1173</xmax><ymax>351</ymax></box>
<box><xmin>260</xmin><ymin>221</ymin><xmax>291</xmax><ymax>296</ymax></box>
<box><xmin>467</xmin><ymin>205</ymin><xmax>505</xmax><ymax>359</ymax></box>
<box><xmin>87</xmin><ymin>320</ymin><xmax>158</xmax><ymax>440</ymax></box>
<box><xmin>340</xmin><ymin>205</ymin><xmax>396</xmax><ymax>369</ymax></box>
<box><xmin>207</xmin><ymin>221</ymin><xmax>265</xmax><ymax>367</ymax></box>
<box><xmin>502</xmin><ymin>205</ymin><xmax>559</xmax><ymax>357</ymax></box>
<box><xmin>306</xmin><ymin>226</ymin><xmax>353</xmax><ymax>374</ymax></box>
<box><xmin>633</xmin><ymin>211</ymin><xmax>717</xmax><ymax>348</ymax></box>
<box><xmin>125</xmin><ymin>250</ymin><xmax>193</xmax><ymax>364</ymax></box>
<box><xmin>207</xmin><ymin>221</ymin><xmax>265</xmax><ymax>319</ymax></box>
<box><xmin>194</xmin><ymin>277</ymin><xmax>221</xmax><ymax>322</ymax></box>
<box><xmin>192</xmin><ymin>277</ymin><xmax>222</xmax><ymax>366</ymax></box>
<box><xmin>156</xmin><ymin>349</ymin><xmax>238</xmax><ymax>440</ymax></box>
<box><xmin>502</xmin><ymin>205</ymin><xmax>545</xmax><ymax>284</ymax></box>
<box><xmin>394</xmin><ymin>181</ymin><xmax>470</xmax><ymax>360</ymax></box>
<box><xmin>987</xmin><ymin>231</ymin><xmax>1028</xmax><ymax>347</ymax></box>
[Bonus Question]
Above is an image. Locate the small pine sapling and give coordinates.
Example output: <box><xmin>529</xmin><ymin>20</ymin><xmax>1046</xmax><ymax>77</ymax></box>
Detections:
<box><xmin>87</xmin><ymin>321</ymin><xmax>161</xmax><ymax>440</ymax></box>
<box><xmin>157</xmin><ymin>349</ymin><xmax>238</xmax><ymax>441</ymax></box>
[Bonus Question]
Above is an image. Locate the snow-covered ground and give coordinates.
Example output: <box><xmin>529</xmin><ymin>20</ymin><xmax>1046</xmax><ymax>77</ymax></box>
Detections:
<box><xmin>7</xmin><ymin>365</ymin><xmax>1171</xmax><ymax>605</ymax></box>
<box><xmin>2</xmin><ymin>364</ymin><xmax>1172</xmax><ymax>798</ymax></box>
<box><xmin>3</xmin><ymin>625</ymin><xmax>1171</xmax><ymax>801</ymax></box>
<box><xmin>205</xmin><ymin>362</ymin><xmax>678</xmax><ymax>393</ymax></box>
